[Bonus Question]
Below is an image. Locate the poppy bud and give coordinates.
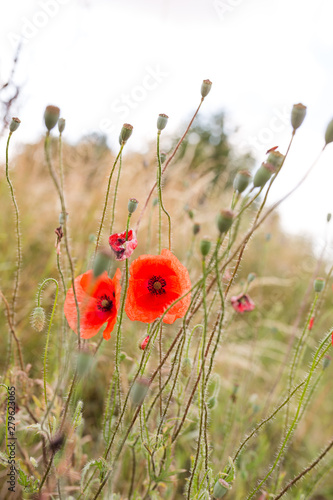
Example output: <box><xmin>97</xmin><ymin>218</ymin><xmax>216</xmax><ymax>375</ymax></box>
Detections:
<box><xmin>291</xmin><ymin>103</ymin><xmax>307</xmax><ymax>131</ymax></box>
<box><xmin>233</xmin><ymin>170</ymin><xmax>251</xmax><ymax>193</ymax></box>
<box><xmin>181</xmin><ymin>357</ymin><xmax>192</xmax><ymax>377</ymax></box>
<box><xmin>131</xmin><ymin>378</ymin><xmax>150</xmax><ymax>406</ymax></box>
<box><xmin>207</xmin><ymin>396</ymin><xmax>216</xmax><ymax>409</ymax></box>
<box><xmin>31</xmin><ymin>306</ymin><xmax>46</xmax><ymax>332</ymax></box>
<box><xmin>58</xmin><ymin>118</ymin><xmax>66</xmax><ymax>134</ymax></box>
<box><xmin>139</xmin><ymin>335</ymin><xmax>150</xmax><ymax>350</ymax></box>
<box><xmin>200</xmin><ymin>239</ymin><xmax>211</xmax><ymax>257</ymax></box>
<box><xmin>93</xmin><ymin>248</ymin><xmax>111</xmax><ymax>278</ymax></box>
<box><xmin>44</xmin><ymin>105</ymin><xmax>60</xmax><ymax>131</ymax></box>
<box><xmin>153</xmin><ymin>197</ymin><xmax>159</xmax><ymax>207</ymax></box>
<box><xmin>59</xmin><ymin>212</ymin><xmax>68</xmax><ymax>225</ymax></box>
<box><xmin>160</xmin><ymin>151</ymin><xmax>167</xmax><ymax>164</ymax></box>
<box><xmin>120</xmin><ymin>123</ymin><xmax>133</xmax><ymax>143</ymax></box>
<box><xmin>323</xmin><ymin>355</ymin><xmax>331</xmax><ymax>370</ymax></box>
<box><xmin>327</xmin><ymin>213</ymin><xmax>331</xmax><ymax>223</ymax></box>
<box><xmin>267</xmin><ymin>151</ymin><xmax>284</xmax><ymax>169</ymax></box>
<box><xmin>253</xmin><ymin>162</ymin><xmax>276</xmax><ymax>188</ymax></box>
<box><xmin>247</xmin><ymin>272</ymin><xmax>256</xmax><ymax>283</ymax></box>
<box><xmin>217</xmin><ymin>209</ymin><xmax>235</xmax><ymax>234</ymax></box>
<box><xmin>193</xmin><ymin>223</ymin><xmax>200</xmax><ymax>235</ymax></box>
<box><xmin>325</xmin><ymin>119</ymin><xmax>333</xmax><ymax>145</ymax></box>
<box><xmin>201</xmin><ymin>79</ymin><xmax>212</xmax><ymax>98</ymax></box>
<box><xmin>9</xmin><ymin>117</ymin><xmax>21</xmax><ymax>133</ymax></box>
<box><xmin>314</xmin><ymin>278</ymin><xmax>325</xmax><ymax>293</ymax></box>
<box><xmin>157</xmin><ymin>113</ymin><xmax>169</xmax><ymax>131</ymax></box>
<box><xmin>213</xmin><ymin>478</ymin><xmax>230</xmax><ymax>498</ymax></box>
<box><xmin>128</xmin><ymin>198</ymin><xmax>139</xmax><ymax>214</ymax></box>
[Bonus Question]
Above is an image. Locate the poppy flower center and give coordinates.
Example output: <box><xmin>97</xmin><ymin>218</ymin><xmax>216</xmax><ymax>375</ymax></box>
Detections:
<box><xmin>97</xmin><ymin>294</ymin><xmax>113</xmax><ymax>312</ymax></box>
<box><xmin>147</xmin><ymin>276</ymin><xmax>167</xmax><ymax>295</ymax></box>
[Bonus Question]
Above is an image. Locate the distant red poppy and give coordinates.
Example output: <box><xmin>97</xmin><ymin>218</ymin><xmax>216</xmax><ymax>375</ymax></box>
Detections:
<box><xmin>308</xmin><ymin>316</ymin><xmax>315</xmax><ymax>330</ymax></box>
<box><xmin>64</xmin><ymin>269</ymin><xmax>121</xmax><ymax>340</ymax></box>
<box><xmin>125</xmin><ymin>249</ymin><xmax>191</xmax><ymax>324</ymax></box>
<box><xmin>231</xmin><ymin>293</ymin><xmax>255</xmax><ymax>313</ymax></box>
<box><xmin>109</xmin><ymin>230</ymin><xmax>138</xmax><ymax>261</ymax></box>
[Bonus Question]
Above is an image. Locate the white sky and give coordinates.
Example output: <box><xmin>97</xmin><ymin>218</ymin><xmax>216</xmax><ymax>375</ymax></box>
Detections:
<box><xmin>2</xmin><ymin>0</ymin><xmax>333</xmax><ymax>249</ymax></box>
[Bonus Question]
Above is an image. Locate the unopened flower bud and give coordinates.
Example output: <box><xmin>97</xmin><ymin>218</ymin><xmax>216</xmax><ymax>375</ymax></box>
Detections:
<box><xmin>193</xmin><ymin>223</ymin><xmax>200</xmax><ymax>235</ymax></box>
<box><xmin>58</xmin><ymin>118</ymin><xmax>66</xmax><ymax>134</ymax></box>
<box><xmin>31</xmin><ymin>307</ymin><xmax>46</xmax><ymax>332</ymax></box>
<box><xmin>201</xmin><ymin>79</ymin><xmax>212</xmax><ymax>98</ymax></box>
<box><xmin>247</xmin><ymin>272</ymin><xmax>256</xmax><ymax>283</ymax></box>
<box><xmin>153</xmin><ymin>197</ymin><xmax>159</xmax><ymax>207</ymax></box>
<box><xmin>120</xmin><ymin>123</ymin><xmax>133</xmax><ymax>143</ymax></box>
<box><xmin>253</xmin><ymin>162</ymin><xmax>276</xmax><ymax>188</ymax></box>
<box><xmin>200</xmin><ymin>239</ymin><xmax>211</xmax><ymax>257</ymax></box>
<box><xmin>181</xmin><ymin>357</ymin><xmax>192</xmax><ymax>377</ymax></box>
<box><xmin>327</xmin><ymin>213</ymin><xmax>331</xmax><ymax>223</ymax></box>
<box><xmin>267</xmin><ymin>151</ymin><xmax>284</xmax><ymax>169</ymax></box>
<box><xmin>323</xmin><ymin>355</ymin><xmax>331</xmax><ymax>370</ymax></box>
<box><xmin>217</xmin><ymin>209</ymin><xmax>235</xmax><ymax>234</ymax></box>
<box><xmin>291</xmin><ymin>103</ymin><xmax>307</xmax><ymax>131</ymax></box>
<box><xmin>93</xmin><ymin>248</ymin><xmax>111</xmax><ymax>278</ymax></box>
<box><xmin>44</xmin><ymin>105</ymin><xmax>60</xmax><ymax>131</ymax></box>
<box><xmin>325</xmin><ymin>119</ymin><xmax>333</xmax><ymax>145</ymax></box>
<box><xmin>233</xmin><ymin>170</ymin><xmax>251</xmax><ymax>193</ymax></box>
<box><xmin>139</xmin><ymin>335</ymin><xmax>150</xmax><ymax>350</ymax></box>
<box><xmin>160</xmin><ymin>151</ymin><xmax>167</xmax><ymax>164</ymax></box>
<box><xmin>314</xmin><ymin>278</ymin><xmax>325</xmax><ymax>293</ymax></box>
<box><xmin>9</xmin><ymin>117</ymin><xmax>21</xmax><ymax>133</ymax></box>
<box><xmin>131</xmin><ymin>378</ymin><xmax>150</xmax><ymax>406</ymax></box>
<box><xmin>157</xmin><ymin>113</ymin><xmax>169</xmax><ymax>131</ymax></box>
<box><xmin>213</xmin><ymin>478</ymin><xmax>230</xmax><ymax>498</ymax></box>
<box><xmin>128</xmin><ymin>198</ymin><xmax>139</xmax><ymax>214</ymax></box>
<box><xmin>207</xmin><ymin>396</ymin><xmax>216</xmax><ymax>409</ymax></box>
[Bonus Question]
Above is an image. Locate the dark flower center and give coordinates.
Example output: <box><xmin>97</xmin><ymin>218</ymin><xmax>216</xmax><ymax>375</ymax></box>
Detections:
<box><xmin>97</xmin><ymin>294</ymin><xmax>113</xmax><ymax>312</ymax></box>
<box><xmin>147</xmin><ymin>276</ymin><xmax>167</xmax><ymax>295</ymax></box>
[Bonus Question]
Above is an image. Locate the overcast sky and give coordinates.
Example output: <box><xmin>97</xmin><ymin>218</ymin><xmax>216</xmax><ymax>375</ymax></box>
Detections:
<box><xmin>1</xmin><ymin>0</ymin><xmax>333</xmax><ymax>249</ymax></box>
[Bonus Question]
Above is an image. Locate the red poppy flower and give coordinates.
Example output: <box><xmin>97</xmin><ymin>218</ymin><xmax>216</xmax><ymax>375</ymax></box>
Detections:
<box><xmin>231</xmin><ymin>293</ymin><xmax>255</xmax><ymax>313</ymax></box>
<box><xmin>109</xmin><ymin>230</ymin><xmax>138</xmax><ymax>261</ymax></box>
<box><xmin>125</xmin><ymin>249</ymin><xmax>191</xmax><ymax>324</ymax></box>
<box><xmin>308</xmin><ymin>316</ymin><xmax>314</xmax><ymax>330</ymax></box>
<box><xmin>64</xmin><ymin>269</ymin><xmax>121</xmax><ymax>340</ymax></box>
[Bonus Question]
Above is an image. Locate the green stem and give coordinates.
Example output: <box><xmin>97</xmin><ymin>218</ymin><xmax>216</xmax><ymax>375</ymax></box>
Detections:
<box><xmin>157</xmin><ymin>131</ymin><xmax>172</xmax><ymax>251</ymax></box>
<box><xmin>5</xmin><ymin>132</ymin><xmax>22</xmax><ymax>328</ymax></box>
<box><xmin>110</xmin><ymin>150</ymin><xmax>123</xmax><ymax>235</ymax></box>
<box><xmin>95</xmin><ymin>143</ymin><xmax>124</xmax><ymax>256</ymax></box>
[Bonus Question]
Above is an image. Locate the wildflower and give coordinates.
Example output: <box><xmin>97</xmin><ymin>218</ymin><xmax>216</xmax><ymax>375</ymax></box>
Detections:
<box><xmin>308</xmin><ymin>316</ymin><xmax>314</xmax><ymax>330</ymax></box>
<box><xmin>125</xmin><ymin>249</ymin><xmax>191</xmax><ymax>324</ymax></box>
<box><xmin>231</xmin><ymin>293</ymin><xmax>255</xmax><ymax>313</ymax></box>
<box><xmin>139</xmin><ymin>335</ymin><xmax>150</xmax><ymax>350</ymax></box>
<box><xmin>109</xmin><ymin>229</ymin><xmax>138</xmax><ymax>261</ymax></box>
<box><xmin>64</xmin><ymin>269</ymin><xmax>121</xmax><ymax>340</ymax></box>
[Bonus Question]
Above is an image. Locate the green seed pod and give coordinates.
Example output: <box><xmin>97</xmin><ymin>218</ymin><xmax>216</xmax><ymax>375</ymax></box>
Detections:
<box><xmin>131</xmin><ymin>378</ymin><xmax>150</xmax><ymax>406</ymax></box>
<box><xmin>193</xmin><ymin>223</ymin><xmax>200</xmax><ymax>235</ymax></box>
<box><xmin>58</xmin><ymin>117</ymin><xmax>66</xmax><ymax>134</ymax></box>
<box><xmin>325</xmin><ymin>119</ymin><xmax>333</xmax><ymax>145</ymax></box>
<box><xmin>213</xmin><ymin>478</ymin><xmax>230</xmax><ymax>498</ymax></box>
<box><xmin>157</xmin><ymin>113</ymin><xmax>169</xmax><ymax>131</ymax></box>
<box><xmin>31</xmin><ymin>306</ymin><xmax>46</xmax><ymax>332</ymax></box>
<box><xmin>181</xmin><ymin>357</ymin><xmax>192</xmax><ymax>377</ymax></box>
<box><xmin>267</xmin><ymin>151</ymin><xmax>284</xmax><ymax>169</ymax></box>
<box><xmin>120</xmin><ymin>123</ymin><xmax>133</xmax><ymax>143</ymax></box>
<box><xmin>253</xmin><ymin>162</ymin><xmax>276</xmax><ymax>188</ymax></box>
<box><xmin>291</xmin><ymin>103</ymin><xmax>307</xmax><ymax>131</ymax></box>
<box><xmin>44</xmin><ymin>105</ymin><xmax>60</xmax><ymax>131</ymax></box>
<box><xmin>160</xmin><ymin>151</ymin><xmax>167</xmax><ymax>164</ymax></box>
<box><xmin>233</xmin><ymin>170</ymin><xmax>251</xmax><ymax>193</ymax></box>
<box><xmin>128</xmin><ymin>198</ymin><xmax>139</xmax><ymax>214</ymax></box>
<box><xmin>217</xmin><ymin>209</ymin><xmax>235</xmax><ymax>234</ymax></box>
<box><xmin>9</xmin><ymin>117</ymin><xmax>21</xmax><ymax>133</ymax></box>
<box><xmin>323</xmin><ymin>356</ymin><xmax>331</xmax><ymax>370</ymax></box>
<box><xmin>247</xmin><ymin>272</ymin><xmax>256</xmax><ymax>283</ymax></box>
<box><xmin>327</xmin><ymin>213</ymin><xmax>331</xmax><ymax>222</ymax></box>
<box><xmin>201</xmin><ymin>79</ymin><xmax>212</xmax><ymax>98</ymax></box>
<box><xmin>93</xmin><ymin>248</ymin><xmax>111</xmax><ymax>278</ymax></box>
<box><xmin>200</xmin><ymin>239</ymin><xmax>211</xmax><ymax>257</ymax></box>
<box><xmin>314</xmin><ymin>277</ymin><xmax>325</xmax><ymax>293</ymax></box>
<box><xmin>207</xmin><ymin>396</ymin><xmax>216</xmax><ymax>409</ymax></box>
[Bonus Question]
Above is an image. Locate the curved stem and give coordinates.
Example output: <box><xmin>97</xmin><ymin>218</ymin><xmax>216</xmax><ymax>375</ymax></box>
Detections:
<box><xmin>110</xmin><ymin>150</ymin><xmax>123</xmax><ymax>235</ymax></box>
<box><xmin>157</xmin><ymin>131</ymin><xmax>172</xmax><ymax>251</ymax></box>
